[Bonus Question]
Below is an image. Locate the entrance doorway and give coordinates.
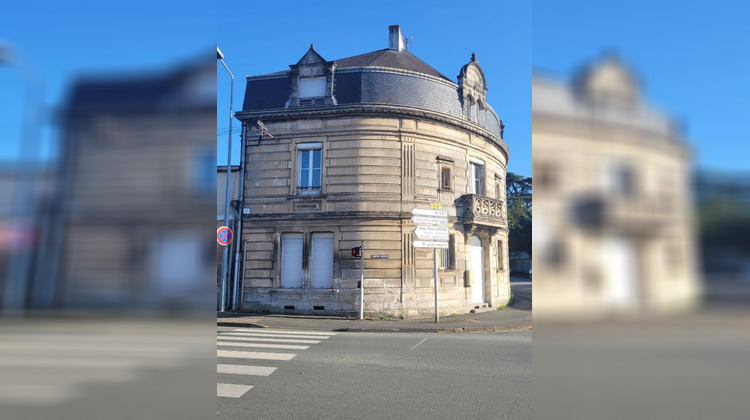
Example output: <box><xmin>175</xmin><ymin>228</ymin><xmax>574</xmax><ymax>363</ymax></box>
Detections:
<box><xmin>470</xmin><ymin>236</ymin><xmax>485</xmax><ymax>303</ymax></box>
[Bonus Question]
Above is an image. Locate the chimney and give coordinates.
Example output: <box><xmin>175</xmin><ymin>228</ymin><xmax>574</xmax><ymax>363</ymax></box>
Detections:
<box><xmin>388</xmin><ymin>25</ymin><xmax>404</xmax><ymax>52</ymax></box>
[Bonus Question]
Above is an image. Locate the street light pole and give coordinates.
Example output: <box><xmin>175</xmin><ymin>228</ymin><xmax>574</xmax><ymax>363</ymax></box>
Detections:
<box><xmin>217</xmin><ymin>46</ymin><xmax>234</xmax><ymax>313</ymax></box>
<box><xmin>1</xmin><ymin>43</ymin><xmax>43</xmax><ymax>313</ymax></box>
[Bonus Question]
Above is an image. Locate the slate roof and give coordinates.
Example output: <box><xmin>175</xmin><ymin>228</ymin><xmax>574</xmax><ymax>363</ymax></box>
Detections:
<box><xmin>334</xmin><ymin>49</ymin><xmax>451</xmax><ymax>82</ymax></box>
<box><xmin>66</xmin><ymin>58</ymin><xmax>215</xmax><ymax>114</ymax></box>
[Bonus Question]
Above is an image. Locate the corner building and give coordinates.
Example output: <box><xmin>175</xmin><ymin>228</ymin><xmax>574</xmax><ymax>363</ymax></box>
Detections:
<box><xmin>236</xmin><ymin>26</ymin><xmax>510</xmax><ymax>318</ymax></box>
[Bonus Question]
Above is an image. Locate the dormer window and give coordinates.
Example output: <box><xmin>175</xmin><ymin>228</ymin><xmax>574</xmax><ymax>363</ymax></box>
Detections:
<box><xmin>288</xmin><ymin>45</ymin><xmax>336</xmax><ymax>107</ymax></box>
<box><xmin>299</xmin><ymin>77</ymin><xmax>326</xmax><ymax>105</ymax></box>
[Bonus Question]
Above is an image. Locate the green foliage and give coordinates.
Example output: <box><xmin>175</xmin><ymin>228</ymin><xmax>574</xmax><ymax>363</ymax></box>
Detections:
<box><xmin>506</xmin><ymin>172</ymin><xmax>532</xmax><ymax>257</ymax></box>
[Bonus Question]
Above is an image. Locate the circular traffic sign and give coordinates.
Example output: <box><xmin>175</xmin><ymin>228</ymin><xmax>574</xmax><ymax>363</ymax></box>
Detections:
<box><xmin>217</xmin><ymin>226</ymin><xmax>233</xmax><ymax>246</ymax></box>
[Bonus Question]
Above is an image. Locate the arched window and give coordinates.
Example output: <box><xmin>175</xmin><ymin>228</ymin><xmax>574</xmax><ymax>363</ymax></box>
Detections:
<box><xmin>467</xmin><ymin>96</ymin><xmax>475</xmax><ymax>122</ymax></box>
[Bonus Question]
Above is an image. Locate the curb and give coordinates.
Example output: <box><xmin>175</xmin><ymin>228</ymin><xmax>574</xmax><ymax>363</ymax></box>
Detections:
<box><xmin>334</xmin><ymin>324</ymin><xmax>533</xmax><ymax>333</ymax></box>
<box><xmin>217</xmin><ymin>322</ymin><xmax>267</xmax><ymax>329</ymax></box>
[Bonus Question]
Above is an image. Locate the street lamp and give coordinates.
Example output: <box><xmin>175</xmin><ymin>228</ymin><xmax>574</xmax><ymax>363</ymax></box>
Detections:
<box><xmin>217</xmin><ymin>46</ymin><xmax>234</xmax><ymax>313</ymax></box>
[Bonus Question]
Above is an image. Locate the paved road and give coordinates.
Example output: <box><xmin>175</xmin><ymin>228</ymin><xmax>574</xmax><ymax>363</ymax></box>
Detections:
<box><xmin>510</xmin><ymin>277</ymin><xmax>532</xmax><ymax>311</ymax></box>
<box><xmin>217</xmin><ymin>328</ymin><xmax>531</xmax><ymax>419</ymax></box>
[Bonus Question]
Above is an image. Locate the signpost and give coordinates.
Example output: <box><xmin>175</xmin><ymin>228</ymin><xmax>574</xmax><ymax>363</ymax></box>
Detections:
<box><xmin>217</xmin><ymin>226</ymin><xmax>233</xmax><ymax>246</ymax></box>
<box><xmin>411</xmin><ymin>206</ymin><xmax>449</xmax><ymax>323</ymax></box>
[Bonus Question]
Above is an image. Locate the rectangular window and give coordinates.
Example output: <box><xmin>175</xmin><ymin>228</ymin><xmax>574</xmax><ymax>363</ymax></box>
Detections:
<box><xmin>311</xmin><ymin>233</ymin><xmax>334</xmax><ymax>288</ymax></box>
<box><xmin>470</xmin><ymin>162</ymin><xmax>484</xmax><ymax>195</ymax></box>
<box><xmin>497</xmin><ymin>240</ymin><xmax>505</xmax><ymax>271</ymax></box>
<box><xmin>299</xmin><ymin>77</ymin><xmax>326</xmax><ymax>98</ymax></box>
<box><xmin>439</xmin><ymin>235</ymin><xmax>455</xmax><ymax>270</ymax></box>
<box><xmin>281</xmin><ymin>234</ymin><xmax>303</xmax><ymax>288</ymax></box>
<box><xmin>440</xmin><ymin>167</ymin><xmax>452</xmax><ymax>191</ymax></box>
<box><xmin>298</xmin><ymin>144</ymin><xmax>322</xmax><ymax>194</ymax></box>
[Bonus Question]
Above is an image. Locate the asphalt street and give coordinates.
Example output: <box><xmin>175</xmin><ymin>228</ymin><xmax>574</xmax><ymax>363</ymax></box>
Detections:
<box><xmin>217</xmin><ymin>328</ymin><xmax>531</xmax><ymax>420</ymax></box>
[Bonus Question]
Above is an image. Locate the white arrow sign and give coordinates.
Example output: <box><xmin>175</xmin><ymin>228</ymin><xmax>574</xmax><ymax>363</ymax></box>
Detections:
<box><xmin>412</xmin><ymin>225</ymin><xmax>449</xmax><ymax>241</ymax></box>
<box><xmin>413</xmin><ymin>240</ymin><xmax>449</xmax><ymax>249</ymax></box>
<box><xmin>411</xmin><ymin>215</ymin><xmax>448</xmax><ymax>226</ymax></box>
<box><xmin>412</xmin><ymin>208</ymin><xmax>448</xmax><ymax>218</ymax></box>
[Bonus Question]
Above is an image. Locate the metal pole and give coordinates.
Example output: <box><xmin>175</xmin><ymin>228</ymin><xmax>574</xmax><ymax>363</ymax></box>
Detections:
<box><xmin>1</xmin><ymin>47</ymin><xmax>42</xmax><ymax>313</ymax></box>
<box><xmin>434</xmin><ymin>248</ymin><xmax>439</xmax><ymax>323</ymax></box>
<box><xmin>218</xmin><ymin>53</ymin><xmax>234</xmax><ymax>313</ymax></box>
<box><xmin>359</xmin><ymin>241</ymin><xmax>364</xmax><ymax>320</ymax></box>
<box><xmin>231</xmin><ymin>127</ymin><xmax>247</xmax><ymax>311</ymax></box>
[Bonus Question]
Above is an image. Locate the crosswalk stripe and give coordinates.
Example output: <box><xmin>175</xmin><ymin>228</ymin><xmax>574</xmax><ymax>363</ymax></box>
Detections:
<box><xmin>217</xmin><ymin>383</ymin><xmax>253</xmax><ymax>398</ymax></box>
<box><xmin>230</xmin><ymin>328</ymin><xmax>337</xmax><ymax>336</ymax></box>
<box><xmin>217</xmin><ymin>364</ymin><xmax>277</xmax><ymax>376</ymax></box>
<box><xmin>217</xmin><ymin>350</ymin><xmax>296</xmax><ymax>361</ymax></box>
<box><xmin>219</xmin><ymin>332</ymin><xmax>329</xmax><ymax>340</ymax></box>
<box><xmin>217</xmin><ymin>335</ymin><xmax>320</xmax><ymax>344</ymax></box>
<box><xmin>217</xmin><ymin>341</ymin><xmax>310</xmax><ymax>350</ymax></box>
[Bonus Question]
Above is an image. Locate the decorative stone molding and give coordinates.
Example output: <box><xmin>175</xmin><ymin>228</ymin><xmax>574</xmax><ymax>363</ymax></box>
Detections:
<box><xmin>456</xmin><ymin>194</ymin><xmax>507</xmax><ymax>231</ymax></box>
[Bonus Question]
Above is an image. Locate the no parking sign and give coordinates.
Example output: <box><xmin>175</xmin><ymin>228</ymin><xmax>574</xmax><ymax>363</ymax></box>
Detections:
<box><xmin>217</xmin><ymin>226</ymin><xmax>233</xmax><ymax>246</ymax></box>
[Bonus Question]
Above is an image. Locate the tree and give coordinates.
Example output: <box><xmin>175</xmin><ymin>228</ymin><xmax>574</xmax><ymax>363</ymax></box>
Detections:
<box><xmin>506</xmin><ymin>172</ymin><xmax>532</xmax><ymax>258</ymax></box>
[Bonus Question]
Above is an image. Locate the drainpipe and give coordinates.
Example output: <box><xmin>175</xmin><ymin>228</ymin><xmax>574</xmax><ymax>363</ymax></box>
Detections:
<box><xmin>231</xmin><ymin>127</ymin><xmax>247</xmax><ymax>311</ymax></box>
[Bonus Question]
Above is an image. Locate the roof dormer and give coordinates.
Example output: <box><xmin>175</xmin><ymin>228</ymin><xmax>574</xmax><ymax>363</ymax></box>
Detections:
<box><xmin>287</xmin><ymin>44</ymin><xmax>337</xmax><ymax>107</ymax></box>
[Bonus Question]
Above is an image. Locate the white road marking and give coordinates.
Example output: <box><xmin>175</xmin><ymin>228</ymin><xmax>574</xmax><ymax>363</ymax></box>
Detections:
<box><xmin>217</xmin><ymin>383</ymin><xmax>253</xmax><ymax>398</ymax></box>
<box><xmin>217</xmin><ymin>364</ymin><xmax>277</xmax><ymax>376</ymax></box>
<box><xmin>409</xmin><ymin>338</ymin><xmax>428</xmax><ymax>351</ymax></box>
<box><xmin>217</xmin><ymin>350</ymin><xmax>296</xmax><ymax>361</ymax></box>
<box><xmin>220</xmin><ymin>332</ymin><xmax>330</xmax><ymax>340</ymax></box>
<box><xmin>230</xmin><ymin>328</ymin><xmax>337</xmax><ymax>336</ymax></box>
<box><xmin>217</xmin><ymin>341</ymin><xmax>309</xmax><ymax>350</ymax></box>
<box><xmin>217</xmin><ymin>335</ymin><xmax>320</xmax><ymax>344</ymax></box>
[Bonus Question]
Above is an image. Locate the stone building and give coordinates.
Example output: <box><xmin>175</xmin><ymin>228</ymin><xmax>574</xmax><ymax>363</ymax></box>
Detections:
<box><xmin>235</xmin><ymin>26</ymin><xmax>510</xmax><ymax>318</ymax></box>
<box><xmin>32</xmin><ymin>58</ymin><xmax>216</xmax><ymax>310</ymax></box>
<box><xmin>532</xmin><ymin>55</ymin><xmax>700</xmax><ymax>319</ymax></box>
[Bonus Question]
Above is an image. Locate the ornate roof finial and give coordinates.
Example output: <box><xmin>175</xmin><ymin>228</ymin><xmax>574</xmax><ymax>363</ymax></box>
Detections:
<box><xmin>471</xmin><ymin>52</ymin><xmax>477</xmax><ymax>62</ymax></box>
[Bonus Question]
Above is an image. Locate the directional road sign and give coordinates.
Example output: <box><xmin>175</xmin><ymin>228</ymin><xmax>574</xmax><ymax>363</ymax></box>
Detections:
<box><xmin>410</xmin><ymin>215</ymin><xmax>448</xmax><ymax>226</ymax></box>
<box><xmin>411</xmin><ymin>208</ymin><xmax>448</xmax><ymax>218</ymax></box>
<box><xmin>412</xmin><ymin>225</ymin><xmax>449</xmax><ymax>241</ymax></box>
<box><xmin>217</xmin><ymin>226</ymin><xmax>233</xmax><ymax>246</ymax></box>
<box><xmin>413</xmin><ymin>240</ymin><xmax>449</xmax><ymax>249</ymax></box>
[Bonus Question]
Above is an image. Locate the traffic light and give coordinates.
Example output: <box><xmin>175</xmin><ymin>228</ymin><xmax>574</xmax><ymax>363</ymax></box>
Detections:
<box><xmin>351</xmin><ymin>246</ymin><xmax>362</xmax><ymax>258</ymax></box>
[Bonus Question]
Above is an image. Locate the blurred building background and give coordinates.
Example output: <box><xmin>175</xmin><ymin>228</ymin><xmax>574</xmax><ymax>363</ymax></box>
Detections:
<box><xmin>532</xmin><ymin>54</ymin><xmax>701</xmax><ymax>319</ymax></box>
<box><xmin>30</xmin><ymin>58</ymin><xmax>216</xmax><ymax>311</ymax></box>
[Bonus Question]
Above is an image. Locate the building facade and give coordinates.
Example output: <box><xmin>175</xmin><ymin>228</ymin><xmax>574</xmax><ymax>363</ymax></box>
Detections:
<box><xmin>532</xmin><ymin>55</ymin><xmax>700</xmax><ymax>319</ymax></box>
<box><xmin>235</xmin><ymin>26</ymin><xmax>510</xmax><ymax>318</ymax></box>
<box><xmin>33</xmin><ymin>58</ymin><xmax>216</xmax><ymax>310</ymax></box>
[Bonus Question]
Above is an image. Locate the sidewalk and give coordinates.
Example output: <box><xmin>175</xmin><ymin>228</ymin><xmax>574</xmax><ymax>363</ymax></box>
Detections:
<box><xmin>218</xmin><ymin>280</ymin><xmax>531</xmax><ymax>333</ymax></box>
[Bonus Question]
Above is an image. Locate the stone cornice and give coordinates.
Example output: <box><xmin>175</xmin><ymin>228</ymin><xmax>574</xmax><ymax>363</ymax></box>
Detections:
<box><xmin>235</xmin><ymin>104</ymin><xmax>509</xmax><ymax>162</ymax></box>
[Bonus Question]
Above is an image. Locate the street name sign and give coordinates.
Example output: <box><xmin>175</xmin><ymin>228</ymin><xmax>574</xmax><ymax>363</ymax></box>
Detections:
<box><xmin>410</xmin><ymin>215</ymin><xmax>448</xmax><ymax>226</ymax></box>
<box><xmin>371</xmin><ymin>254</ymin><xmax>389</xmax><ymax>259</ymax></box>
<box><xmin>413</xmin><ymin>240</ymin><xmax>449</xmax><ymax>249</ymax></box>
<box><xmin>412</xmin><ymin>225</ymin><xmax>449</xmax><ymax>241</ymax></box>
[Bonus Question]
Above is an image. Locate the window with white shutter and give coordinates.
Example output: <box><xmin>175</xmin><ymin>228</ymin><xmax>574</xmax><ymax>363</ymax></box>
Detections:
<box><xmin>281</xmin><ymin>233</ymin><xmax>303</xmax><ymax>288</ymax></box>
<box><xmin>311</xmin><ymin>233</ymin><xmax>334</xmax><ymax>288</ymax></box>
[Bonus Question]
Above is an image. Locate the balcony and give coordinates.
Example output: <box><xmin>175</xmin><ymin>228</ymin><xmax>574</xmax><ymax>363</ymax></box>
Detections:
<box><xmin>571</xmin><ymin>193</ymin><xmax>675</xmax><ymax>235</ymax></box>
<box><xmin>455</xmin><ymin>194</ymin><xmax>507</xmax><ymax>230</ymax></box>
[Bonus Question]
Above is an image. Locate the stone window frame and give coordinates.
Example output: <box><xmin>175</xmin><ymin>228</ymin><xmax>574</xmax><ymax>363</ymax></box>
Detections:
<box><xmin>469</xmin><ymin>157</ymin><xmax>485</xmax><ymax>196</ymax></box>
<box><xmin>436</xmin><ymin>155</ymin><xmax>454</xmax><ymax>193</ymax></box>
<box><xmin>439</xmin><ymin>234</ymin><xmax>456</xmax><ymax>271</ymax></box>
<box><xmin>295</xmin><ymin>142</ymin><xmax>323</xmax><ymax>196</ymax></box>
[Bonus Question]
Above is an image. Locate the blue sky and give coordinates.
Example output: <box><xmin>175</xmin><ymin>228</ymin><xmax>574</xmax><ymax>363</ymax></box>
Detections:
<box><xmin>533</xmin><ymin>0</ymin><xmax>749</xmax><ymax>173</ymax></box>
<box><xmin>0</xmin><ymin>0</ymin><xmax>214</xmax><ymax>164</ymax></box>
<box><xmin>217</xmin><ymin>0</ymin><xmax>532</xmax><ymax>177</ymax></box>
